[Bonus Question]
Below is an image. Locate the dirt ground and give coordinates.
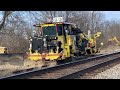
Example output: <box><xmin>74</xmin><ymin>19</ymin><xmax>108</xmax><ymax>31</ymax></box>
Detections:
<box><xmin>0</xmin><ymin>55</ymin><xmax>57</xmax><ymax>78</ymax></box>
<box><xmin>100</xmin><ymin>45</ymin><xmax>120</xmax><ymax>54</ymax></box>
<box><xmin>0</xmin><ymin>59</ymin><xmax>43</xmax><ymax>77</ymax></box>
<box><xmin>0</xmin><ymin>45</ymin><xmax>120</xmax><ymax>78</ymax></box>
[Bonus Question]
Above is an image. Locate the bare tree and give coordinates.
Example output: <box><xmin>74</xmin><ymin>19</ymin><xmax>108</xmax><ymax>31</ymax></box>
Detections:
<box><xmin>0</xmin><ymin>11</ymin><xmax>120</xmax><ymax>52</ymax></box>
<box><xmin>0</xmin><ymin>11</ymin><xmax>14</xmax><ymax>31</ymax></box>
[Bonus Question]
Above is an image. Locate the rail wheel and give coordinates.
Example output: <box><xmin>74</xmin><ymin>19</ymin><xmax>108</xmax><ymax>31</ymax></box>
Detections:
<box><xmin>86</xmin><ymin>49</ymin><xmax>92</xmax><ymax>54</ymax></box>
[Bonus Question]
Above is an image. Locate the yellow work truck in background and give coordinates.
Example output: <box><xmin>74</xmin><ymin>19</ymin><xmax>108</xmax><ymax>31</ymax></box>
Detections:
<box><xmin>0</xmin><ymin>46</ymin><xmax>8</xmax><ymax>54</ymax></box>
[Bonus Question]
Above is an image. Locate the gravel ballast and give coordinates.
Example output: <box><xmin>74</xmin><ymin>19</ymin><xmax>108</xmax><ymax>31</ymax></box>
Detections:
<box><xmin>91</xmin><ymin>63</ymin><xmax>120</xmax><ymax>79</ymax></box>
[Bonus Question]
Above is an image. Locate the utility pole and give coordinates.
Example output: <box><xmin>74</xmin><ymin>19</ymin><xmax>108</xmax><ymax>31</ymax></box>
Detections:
<box><xmin>91</xmin><ymin>11</ymin><xmax>95</xmax><ymax>34</ymax></box>
<box><xmin>86</xmin><ymin>23</ymin><xmax>91</xmax><ymax>39</ymax></box>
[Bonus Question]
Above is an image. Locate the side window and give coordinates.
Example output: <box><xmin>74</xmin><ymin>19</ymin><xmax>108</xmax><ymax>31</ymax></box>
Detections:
<box><xmin>58</xmin><ymin>25</ymin><xmax>62</xmax><ymax>35</ymax></box>
<box><xmin>64</xmin><ymin>25</ymin><xmax>70</xmax><ymax>35</ymax></box>
<box><xmin>35</xmin><ymin>26</ymin><xmax>42</xmax><ymax>36</ymax></box>
<box><xmin>71</xmin><ymin>25</ymin><xmax>76</xmax><ymax>35</ymax></box>
<box><xmin>68</xmin><ymin>25</ymin><xmax>74</xmax><ymax>35</ymax></box>
<box><xmin>65</xmin><ymin>25</ymin><xmax>76</xmax><ymax>35</ymax></box>
<box><xmin>64</xmin><ymin>25</ymin><xmax>67</xmax><ymax>34</ymax></box>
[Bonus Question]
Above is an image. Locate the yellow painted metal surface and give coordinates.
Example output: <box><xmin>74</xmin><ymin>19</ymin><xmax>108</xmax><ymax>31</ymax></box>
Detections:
<box><xmin>26</xmin><ymin>52</ymin><xmax>62</xmax><ymax>61</ymax></box>
<box><xmin>27</xmin><ymin>21</ymin><xmax>102</xmax><ymax>61</ymax></box>
<box><xmin>0</xmin><ymin>47</ymin><xmax>8</xmax><ymax>54</ymax></box>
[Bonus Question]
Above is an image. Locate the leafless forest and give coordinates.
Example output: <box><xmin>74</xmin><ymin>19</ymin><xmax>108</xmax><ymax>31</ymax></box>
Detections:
<box><xmin>0</xmin><ymin>11</ymin><xmax>119</xmax><ymax>53</ymax></box>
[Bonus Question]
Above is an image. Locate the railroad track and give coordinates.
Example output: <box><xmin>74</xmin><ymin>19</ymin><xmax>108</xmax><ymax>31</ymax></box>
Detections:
<box><xmin>0</xmin><ymin>52</ymin><xmax>120</xmax><ymax>79</ymax></box>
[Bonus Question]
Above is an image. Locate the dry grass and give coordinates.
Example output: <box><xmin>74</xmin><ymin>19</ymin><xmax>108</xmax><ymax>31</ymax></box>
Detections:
<box><xmin>0</xmin><ymin>57</ymin><xmax>45</xmax><ymax>77</ymax></box>
<box><xmin>0</xmin><ymin>59</ymin><xmax>57</xmax><ymax>78</ymax></box>
<box><xmin>100</xmin><ymin>45</ymin><xmax>120</xmax><ymax>54</ymax></box>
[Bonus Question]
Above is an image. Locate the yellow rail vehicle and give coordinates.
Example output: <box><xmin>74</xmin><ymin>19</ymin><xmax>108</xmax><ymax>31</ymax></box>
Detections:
<box><xmin>27</xmin><ymin>22</ymin><xmax>79</xmax><ymax>61</ymax></box>
<box><xmin>108</xmin><ymin>37</ymin><xmax>120</xmax><ymax>46</ymax></box>
<box><xmin>0</xmin><ymin>46</ymin><xmax>8</xmax><ymax>54</ymax></box>
<box><xmin>26</xmin><ymin>17</ymin><xmax>102</xmax><ymax>61</ymax></box>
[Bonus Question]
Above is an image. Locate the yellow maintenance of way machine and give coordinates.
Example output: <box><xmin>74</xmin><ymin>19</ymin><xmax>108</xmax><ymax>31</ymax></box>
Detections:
<box><xmin>108</xmin><ymin>37</ymin><xmax>120</xmax><ymax>46</ymax></box>
<box><xmin>26</xmin><ymin>17</ymin><xmax>103</xmax><ymax>61</ymax></box>
<box><xmin>0</xmin><ymin>46</ymin><xmax>8</xmax><ymax>54</ymax></box>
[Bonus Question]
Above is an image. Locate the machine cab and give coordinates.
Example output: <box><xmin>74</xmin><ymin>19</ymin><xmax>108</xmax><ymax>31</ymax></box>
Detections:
<box><xmin>29</xmin><ymin>17</ymin><xmax>81</xmax><ymax>60</ymax></box>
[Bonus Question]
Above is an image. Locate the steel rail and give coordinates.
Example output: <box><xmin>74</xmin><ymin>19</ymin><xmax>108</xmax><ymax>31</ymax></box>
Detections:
<box><xmin>0</xmin><ymin>51</ymin><xmax>120</xmax><ymax>79</ymax></box>
<box><xmin>57</xmin><ymin>56</ymin><xmax>120</xmax><ymax>79</ymax></box>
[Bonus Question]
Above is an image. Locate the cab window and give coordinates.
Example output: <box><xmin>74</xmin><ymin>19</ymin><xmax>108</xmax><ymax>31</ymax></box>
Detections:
<box><xmin>58</xmin><ymin>25</ymin><xmax>63</xmax><ymax>35</ymax></box>
<box><xmin>64</xmin><ymin>24</ymin><xmax>70</xmax><ymax>35</ymax></box>
<box><xmin>65</xmin><ymin>24</ymin><xmax>74</xmax><ymax>35</ymax></box>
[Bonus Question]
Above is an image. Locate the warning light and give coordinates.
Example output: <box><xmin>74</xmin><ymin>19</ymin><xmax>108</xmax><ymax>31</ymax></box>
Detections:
<box><xmin>53</xmin><ymin>17</ymin><xmax>64</xmax><ymax>22</ymax></box>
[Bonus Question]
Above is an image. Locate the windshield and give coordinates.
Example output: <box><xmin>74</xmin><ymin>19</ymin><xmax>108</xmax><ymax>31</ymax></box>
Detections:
<box><xmin>42</xmin><ymin>26</ymin><xmax>56</xmax><ymax>35</ymax></box>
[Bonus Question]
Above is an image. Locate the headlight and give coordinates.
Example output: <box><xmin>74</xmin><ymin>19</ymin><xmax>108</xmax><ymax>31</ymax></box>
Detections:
<box><xmin>51</xmin><ymin>36</ymin><xmax>57</xmax><ymax>40</ymax></box>
<box><xmin>43</xmin><ymin>38</ymin><xmax>46</xmax><ymax>41</ymax></box>
<box><xmin>44</xmin><ymin>43</ymin><xmax>47</xmax><ymax>47</ymax></box>
<box><xmin>54</xmin><ymin>36</ymin><xmax>58</xmax><ymax>40</ymax></box>
<box><xmin>30</xmin><ymin>39</ymin><xmax>32</xmax><ymax>41</ymax></box>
